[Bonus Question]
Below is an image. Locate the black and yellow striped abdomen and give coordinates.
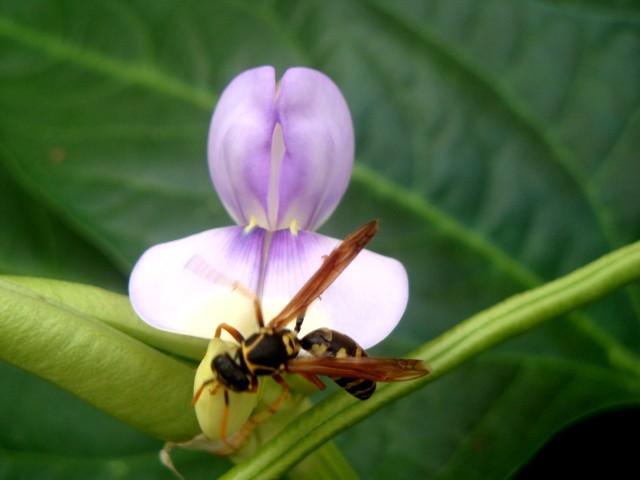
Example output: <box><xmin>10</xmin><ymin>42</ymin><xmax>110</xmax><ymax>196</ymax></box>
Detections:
<box><xmin>300</xmin><ymin>327</ymin><xmax>376</xmax><ymax>400</ymax></box>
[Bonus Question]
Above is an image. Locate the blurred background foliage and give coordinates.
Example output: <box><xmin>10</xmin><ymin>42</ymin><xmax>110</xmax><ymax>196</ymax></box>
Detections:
<box><xmin>1</xmin><ymin>1</ymin><xmax>640</xmax><ymax>478</ymax></box>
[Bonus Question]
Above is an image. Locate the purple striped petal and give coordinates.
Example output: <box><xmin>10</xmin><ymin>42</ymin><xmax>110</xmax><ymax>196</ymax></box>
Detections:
<box><xmin>260</xmin><ymin>230</ymin><xmax>408</xmax><ymax>349</ymax></box>
<box><xmin>129</xmin><ymin>227</ymin><xmax>407</xmax><ymax>350</ymax></box>
<box><xmin>129</xmin><ymin>226</ymin><xmax>266</xmax><ymax>340</ymax></box>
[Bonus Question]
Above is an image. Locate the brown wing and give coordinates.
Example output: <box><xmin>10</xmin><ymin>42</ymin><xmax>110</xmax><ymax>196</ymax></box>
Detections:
<box><xmin>268</xmin><ymin>220</ymin><xmax>380</xmax><ymax>330</ymax></box>
<box><xmin>285</xmin><ymin>356</ymin><xmax>431</xmax><ymax>382</ymax></box>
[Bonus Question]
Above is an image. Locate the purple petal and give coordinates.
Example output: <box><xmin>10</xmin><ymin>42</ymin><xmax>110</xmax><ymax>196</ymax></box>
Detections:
<box><xmin>275</xmin><ymin>68</ymin><xmax>354</xmax><ymax>231</ymax></box>
<box><xmin>129</xmin><ymin>226</ymin><xmax>267</xmax><ymax>340</ymax></box>
<box><xmin>260</xmin><ymin>229</ymin><xmax>408</xmax><ymax>349</ymax></box>
<box><xmin>208</xmin><ymin>66</ymin><xmax>276</xmax><ymax>229</ymax></box>
<box><xmin>208</xmin><ymin>66</ymin><xmax>354</xmax><ymax>232</ymax></box>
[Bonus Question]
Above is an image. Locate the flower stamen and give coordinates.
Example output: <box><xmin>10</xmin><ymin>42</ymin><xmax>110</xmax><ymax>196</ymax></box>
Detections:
<box><xmin>244</xmin><ymin>215</ymin><xmax>259</xmax><ymax>234</ymax></box>
<box><xmin>289</xmin><ymin>219</ymin><xmax>299</xmax><ymax>236</ymax></box>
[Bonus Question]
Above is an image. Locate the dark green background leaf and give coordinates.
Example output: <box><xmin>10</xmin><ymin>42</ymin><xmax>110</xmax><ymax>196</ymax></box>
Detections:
<box><xmin>1</xmin><ymin>1</ymin><xmax>640</xmax><ymax>478</ymax></box>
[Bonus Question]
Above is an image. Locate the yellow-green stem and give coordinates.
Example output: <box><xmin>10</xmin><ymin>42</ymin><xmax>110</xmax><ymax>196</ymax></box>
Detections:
<box><xmin>219</xmin><ymin>240</ymin><xmax>640</xmax><ymax>480</ymax></box>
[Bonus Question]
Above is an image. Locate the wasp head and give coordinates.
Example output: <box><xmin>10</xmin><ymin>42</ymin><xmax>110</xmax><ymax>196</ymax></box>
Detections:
<box><xmin>212</xmin><ymin>351</ymin><xmax>253</xmax><ymax>392</ymax></box>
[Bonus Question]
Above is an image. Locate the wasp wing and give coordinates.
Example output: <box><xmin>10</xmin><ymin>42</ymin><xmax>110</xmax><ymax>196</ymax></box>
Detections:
<box><xmin>268</xmin><ymin>220</ymin><xmax>380</xmax><ymax>330</ymax></box>
<box><xmin>285</xmin><ymin>356</ymin><xmax>430</xmax><ymax>382</ymax></box>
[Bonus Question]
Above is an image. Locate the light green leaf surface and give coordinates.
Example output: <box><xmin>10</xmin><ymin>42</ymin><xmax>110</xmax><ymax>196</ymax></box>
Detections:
<box><xmin>1</xmin><ymin>1</ymin><xmax>640</xmax><ymax>478</ymax></box>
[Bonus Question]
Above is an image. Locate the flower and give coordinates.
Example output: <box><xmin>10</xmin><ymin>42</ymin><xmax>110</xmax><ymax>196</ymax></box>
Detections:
<box><xmin>129</xmin><ymin>66</ymin><xmax>408</xmax><ymax>352</ymax></box>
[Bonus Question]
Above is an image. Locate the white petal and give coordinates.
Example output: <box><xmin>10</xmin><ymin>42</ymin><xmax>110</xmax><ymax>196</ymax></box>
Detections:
<box><xmin>130</xmin><ymin>226</ymin><xmax>408</xmax><ymax>350</ymax></box>
<box><xmin>259</xmin><ymin>229</ymin><xmax>408</xmax><ymax>349</ymax></box>
<box><xmin>129</xmin><ymin>226</ymin><xmax>266</xmax><ymax>340</ymax></box>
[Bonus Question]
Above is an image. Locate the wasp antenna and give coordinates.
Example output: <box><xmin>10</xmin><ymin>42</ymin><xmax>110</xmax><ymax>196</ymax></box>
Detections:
<box><xmin>229</xmin><ymin>281</ymin><xmax>259</xmax><ymax>302</ymax></box>
<box><xmin>185</xmin><ymin>257</ymin><xmax>256</xmax><ymax>297</ymax></box>
<box><xmin>215</xmin><ymin>323</ymin><xmax>247</xmax><ymax>343</ymax></box>
<box><xmin>185</xmin><ymin>257</ymin><xmax>265</xmax><ymax>328</ymax></box>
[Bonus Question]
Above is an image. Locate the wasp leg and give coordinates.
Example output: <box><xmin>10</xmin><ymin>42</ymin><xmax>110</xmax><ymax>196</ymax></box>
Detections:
<box><xmin>299</xmin><ymin>373</ymin><xmax>327</xmax><ymax>391</ymax></box>
<box><xmin>215</xmin><ymin>323</ymin><xmax>246</xmax><ymax>343</ymax></box>
<box><xmin>293</xmin><ymin>314</ymin><xmax>305</xmax><ymax>334</ymax></box>
<box><xmin>192</xmin><ymin>378</ymin><xmax>221</xmax><ymax>405</ymax></box>
<box><xmin>268</xmin><ymin>374</ymin><xmax>290</xmax><ymax>412</ymax></box>
<box><xmin>213</xmin><ymin>375</ymin><xmax>291</xmax><ymax>456</ymax></box>
<box><xmin>218</xmin><ymin>389</ymin><xmax>234</xmax><ymax>451</ymax></box>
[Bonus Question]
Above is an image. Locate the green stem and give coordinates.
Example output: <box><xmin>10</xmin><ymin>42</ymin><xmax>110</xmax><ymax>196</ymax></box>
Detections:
<box><xmin>0</xmin><ymin>277</ymin><xmax>201</xmax><ymax>440</ymax></box>
<box><xmin>288</xmin><ymin>441</ymin><xmax>359</xmax><ymax>480</ymax></box>
<box><xmin>1</xmin><ymin>276</ymin><xmax>208</xmax><ymax>361</ymax></box>
<box><xmin>219</xmin><ymin>240</ymin><xmax>640</xmax><ymax>480</ymax></box>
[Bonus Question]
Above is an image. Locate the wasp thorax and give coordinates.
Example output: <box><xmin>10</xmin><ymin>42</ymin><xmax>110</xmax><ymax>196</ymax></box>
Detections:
<box><xmin>243</xmin><ymin>328</ymin><xmax>301</xmax><ymax>375</ymax></box>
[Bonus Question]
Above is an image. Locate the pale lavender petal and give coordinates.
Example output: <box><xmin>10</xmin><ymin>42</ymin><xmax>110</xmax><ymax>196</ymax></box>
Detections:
<box><xmin>275</xmin><ymin>68</ymin><xmax>354</xmax><ymax>231</ymax></box>
<box><xmin>129</xmin><ymin>226</ymin><xmax>267</xmax><ymax>340</ymax></box>
<box><xmin>208</xmin><ymin>66</ymin><xmax>354</xmax><ymax>232</ymax></box>
<box><xmin>208</xmin><ymin>66</ymin><xmax>276</xmax><ymax>228</ymax></box>
<box><xmin>259</xmin><ymin>229</ymin><xmax>408</xmax><ymax>349</ymax></box>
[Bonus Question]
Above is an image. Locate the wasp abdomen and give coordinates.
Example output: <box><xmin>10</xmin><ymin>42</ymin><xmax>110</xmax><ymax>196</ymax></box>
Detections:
<box><xmin>300</xmin><ymin>327</ymin><xmax>376</xmax><ymax>400</ymax></box>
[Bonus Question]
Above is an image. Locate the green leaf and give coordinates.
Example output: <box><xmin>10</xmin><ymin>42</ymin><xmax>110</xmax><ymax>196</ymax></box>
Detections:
<box><xmin>1</xmin><ymin>1</ymin><xmax>640</xmax><ymax>478</ymax></box>
<box><xmin>0</xmin><ymin>162</ymin><xmax>127</xmax><ymax>292</ymax></box>
<box><xmin>0</xmin><ymin>361</ymin><xmax>230</xmax><ymax>480</ymax></box>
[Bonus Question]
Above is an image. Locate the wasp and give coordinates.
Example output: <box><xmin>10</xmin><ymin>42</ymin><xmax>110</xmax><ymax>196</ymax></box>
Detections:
<box><xmin>192</xmin><ymin>220</ymin><xmax>430</xmax><ymax>452</ymax></box>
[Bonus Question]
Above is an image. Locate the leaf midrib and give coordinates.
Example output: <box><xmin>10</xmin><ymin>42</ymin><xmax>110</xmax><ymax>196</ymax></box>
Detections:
<box><xmin>0</xmin><ymin>15</ymin><xmax>216</xmax><ymax>109</ymax></box>
<box><xmin>357</xmin><ymin>0</ymin><xmax>620</xmax><ymax>249</ymax></box>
